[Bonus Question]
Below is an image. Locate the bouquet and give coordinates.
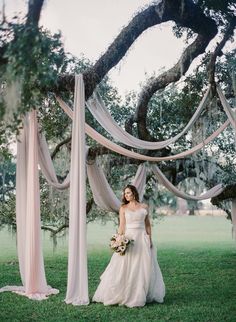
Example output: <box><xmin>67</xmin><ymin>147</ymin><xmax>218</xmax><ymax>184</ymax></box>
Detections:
<box><xmin>109</xmin><ymin>233</ymin><xmax>133</xmax><ymax>256</ymax></box>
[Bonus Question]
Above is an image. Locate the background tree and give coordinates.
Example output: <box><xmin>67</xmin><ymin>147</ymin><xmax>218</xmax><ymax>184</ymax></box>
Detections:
<box><xmin>0</xmin><ymin>0</ymin><xmax>235</xmax><ymax>234</ymax></box>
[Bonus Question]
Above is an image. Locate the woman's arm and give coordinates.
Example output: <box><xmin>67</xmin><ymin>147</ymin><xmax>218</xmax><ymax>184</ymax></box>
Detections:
<box><xmin>118</xmin><ymin>206</ymin><xmax>126</xmax><ymax>235</ymax></box>
<box><xmin>145</xmin><ymin>208</ymin><xmax>153</xmax><ymax>248</ymax></box>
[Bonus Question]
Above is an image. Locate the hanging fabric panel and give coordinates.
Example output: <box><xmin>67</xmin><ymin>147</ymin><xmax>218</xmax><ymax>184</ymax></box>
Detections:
<box><xmin>65</xmin><ymin>75</ymin><xmax>89</xmax><ymax>305</ymax></box>
<box><xmin>152</xmin><ymin>164</ymin><xmax>224</xmax><ymax>200</ymax></box>
<box><xmin>0</xmin><ymin>111</ymin><xmax>58</xmax><ymax>299</ymax></box>
<box><xmin>86</xmin><ymin>87</ymin><xmax>210</xmax><ymax>150</ymax></box>
<box><xmin>217</xmin><ymin>86</ymin><xmax>236</xmax><ymax>130</ymax></box>
<box><xmin>87</xmin><ymin>161</ymin><xmax>121</xmax><ymax>212</ymax></box>
<box><xmin>56</xmin><ymin>97</ymin><xmax>230</xmax><ymax>162</ymax></box>
<box><xmin>131</xmin><ymin>163</ymin><xmax>147</xmax><ymax>201</ymax></box>
<box><xmin>38</xmin><ymin>132</ymin><xmax>70</xmax><ymax>190</ymax></box>
<box><xmin>87</xmin><ymin>162</ymin><xmax>147</xmax><ymax>212</ymax></box>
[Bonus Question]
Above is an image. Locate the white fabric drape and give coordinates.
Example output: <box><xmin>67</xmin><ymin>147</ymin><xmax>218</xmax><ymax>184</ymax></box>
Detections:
<box><xmin>131</xmin><ymin>163</ymin><xmax>147</xmax><ymax>201</ymax></box>
<box><xmin>86</xmin><ymin>87</ymin><xmax>210</xmax><ymax>150</ymax></box>
<box><xmin>88</xmin><ymin>161</ymin><xmax>224</xmax><ymax>208</ymax></box>
<box><xmin>57</xmin><ymin>97</ymin><xmax>230</xmax><ymax>162</ymax></box>
<box><xmin>38</xmin><ymin>132</ymin><xmax>70</xmax><ymax>190</ymax></box>
<box><xmin>152</xmin><ymin>164</ymin><xmax>224</xmax><ymax>200</ymax></box>
<box><xmin>87</xmin><ymin>119</ymin><xmax>230</xmax><ymax>161</ymax></box>
<box><xmin>232</xmin><ymin>199</ymin><xmax>236</xmax><ymax>240</ymax></box>
<box><xmin>87</xmin><ymin>162</ymin><xmax>121</xmax><ymax>212</ymax></box>
<box><xmin>65</xmin><ymin>75</ymin><xmax>89</xmax><ymax>305</ymax></box>
<box><xmin>217</xmin><ymin>86</ymin><xmax>236</xmax><ymax>130</ymax></box>
<box><xmin>16</xmin><ymin>117</ymin><xmax>28</xmax><ymax>285</ymax></box>
<box><xmin>87</xmin><ymin>163</ymin><xmax>147</xmax><ymax>212</ymax></box>
<box><xmin>0</xmin><ymin>111</ymin><xmax>58</xmax><ymax>300</ymax></box>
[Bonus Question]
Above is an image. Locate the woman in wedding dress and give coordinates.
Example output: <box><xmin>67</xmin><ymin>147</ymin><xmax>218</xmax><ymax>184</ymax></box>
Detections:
<box><xmin>93</xmin><ymin>184</ymin><xmax>165</xmax><ymax>308</ymax></box>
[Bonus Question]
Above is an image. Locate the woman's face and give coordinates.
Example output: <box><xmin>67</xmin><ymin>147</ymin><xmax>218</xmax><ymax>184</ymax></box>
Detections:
<box><xmin>124</xmin><ymin>188</ymin><xmax>134</xmax><ymax>202</ymax></box>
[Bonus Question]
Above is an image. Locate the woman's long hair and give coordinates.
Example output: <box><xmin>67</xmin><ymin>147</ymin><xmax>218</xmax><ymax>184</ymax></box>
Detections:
<box><xmin>122</xmin><ymin>184</ymin><xmax>140</xmax><ymax>204</ymax></box>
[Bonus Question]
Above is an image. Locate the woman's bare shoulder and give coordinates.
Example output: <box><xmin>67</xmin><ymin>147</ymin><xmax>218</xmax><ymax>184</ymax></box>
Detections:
<box><xmin>141</xmin><ymin>203</ymin><xmax>148</xmax><ymax>209</ymax></box>
<box><xmin>119</xmin><ymin>204</ymin><xmax>127</xmax><ymax>212</ymax></box>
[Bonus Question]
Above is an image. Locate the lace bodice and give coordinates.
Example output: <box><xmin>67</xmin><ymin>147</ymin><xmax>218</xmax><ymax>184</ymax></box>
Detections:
<box><xmin>125</xmin><ymin>207</ymin><xmax>147</xmax><ymax>229</ymax></box>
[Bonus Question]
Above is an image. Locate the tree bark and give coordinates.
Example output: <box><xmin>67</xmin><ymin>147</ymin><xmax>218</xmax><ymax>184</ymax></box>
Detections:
<box><xmin>211</xmin><ymin>184</ymin><xmax>236</xmax><ymax>204</ymax></box>
<box><xmin>207</xmin><ymin>16</ymin><xmax>236</xmax><ymax>89</ymax></box>
<box><xmin>26</xmin><ymin>0</ymin><xmax>45</xmax><ymax>26</ymax></box>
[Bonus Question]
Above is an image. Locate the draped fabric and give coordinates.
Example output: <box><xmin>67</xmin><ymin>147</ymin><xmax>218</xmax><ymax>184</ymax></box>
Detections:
<box><xmin>152</xmin><ymin>165</ymin><xmax>224</xmax><ymax>200</ymax></box>
<box><xmin>1</xmin><ymin>76</ymin><xmax>90</xmax><ymax>304</ymax></box>
<box><xmin>56</xmin><ymin>97</ymin><xmax>230</xmax><ymax>162</ymax></box>
<box><xmin>87</xmin><ymin>119</ymin><xmax>230</xmax><ymax>161</ymax></box>
<box><xmin>2</xmin><ymin>76</ymin><xmax>235</xmax><ymax>305</ymax></box>
<box><xmin>16</xmin><ymin>117</ymin><xmax>28</xmax><ymax>285</ymax></box>
<box><xmin>87</xmin><ymin>163</ymin><xmax>147</xmax><ymax>212</ymax></box>
<box><xmin>217</xmin><ymin>86</ymin><xmax>236</xmax><ymax>130</ymax></box>
<box><xmin>38</xmin><ymin>132</ymin><xmax>70</xmax><ymax>190</ymax></box>
<box><xmin>87</xmin><ymin>160</ymin><xmax>224</xmax><ymax>208</ymax></box>
<box><xmin>65</xmin><ymin>75</ymin><xmax>89</xmax><ymax>305</ymax></box>
<box><xmin>86</xmin><ymin>87</ymin><xmax>211</xmax><ymax>150</ymax></box>
<box><xmin>131</xmin><ymin>163</ymin><xmax>147</xmax><ymax>201</ymax></box>
<box><xmin>232</xmin><ymin>199</ymin><xmax>236</xmax><ymax>240</ymax></box>
<box><xmin>87</xmin><ymin>161</ymin><xmax>121</xmax><ymax>212</ymax></box>
<box><xmin>0</xmin><ymin>111</ymin><xmax>59</xmax><ymax>300</ymax></box>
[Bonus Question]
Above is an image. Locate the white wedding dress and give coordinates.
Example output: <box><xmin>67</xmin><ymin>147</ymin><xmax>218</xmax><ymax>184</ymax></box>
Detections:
<box><xmin>93</xmin><ymin>208</ymin><xmax>165</xmax><ymax>307</ymax></box>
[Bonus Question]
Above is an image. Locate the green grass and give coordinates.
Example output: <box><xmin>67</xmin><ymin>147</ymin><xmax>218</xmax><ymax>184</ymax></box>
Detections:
<box><xmin>0</xmin><ymin>216</ymin><xmax>236</xmax><ymax>322</ymax></box>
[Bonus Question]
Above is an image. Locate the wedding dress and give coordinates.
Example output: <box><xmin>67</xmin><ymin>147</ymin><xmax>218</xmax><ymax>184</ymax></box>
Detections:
<box><xmin>93</xmin><ymin>207</ymin><xmax>165</xmax><ymax>307</ymax></box>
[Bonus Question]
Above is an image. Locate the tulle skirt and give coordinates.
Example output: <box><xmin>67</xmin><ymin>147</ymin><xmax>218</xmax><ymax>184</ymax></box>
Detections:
<box><xmin>93</xmin><ymin>228</ymin><xmax>165</xmax><ymax>307</ymax></box>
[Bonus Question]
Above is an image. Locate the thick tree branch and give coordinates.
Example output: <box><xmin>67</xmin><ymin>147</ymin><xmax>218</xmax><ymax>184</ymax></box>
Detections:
<box><xmin>0</xmin><ymin>0</ymin><xmax>45</xmax><ymax>67</ymax></box>
<box><xmin>0</xmin><ymin>45</ymin><xmax>7</xmax><ymax>65</ymax></box>
<box><xmin>51</xmin><ymin>136</ymin><xmax>71</xmax><ymax>159</ymax></box>
<box><xmin>41</xmin><ymin>223</ymin><xmax>68</xmax><ymax>236</ymax></box>
<box><xmin>135</xmin><ymin>34</ymin><xmax>212</xmax><ymax>140</ymax></box>
<box><xmin>41</xmin><ymin>198</ymin><xmax>94</xmax><ymax>236</ymax></box>
<box><xmin>57</xmin><ymin>0</ymin><xmax>217</xmax><ymax>100</ymax></box>
<box><xmin>26</xmin><ymin>0</ymin><xmax>45</xmax><ymax>26</ymax></box>
<box><xmin>207</xmin><ymin>16</ymin><xmax>236</xmax><ymax>88</ymax></box>
<box><xmin>57</xmin><ymin>3</ymin><xmax>166</xmax><ymax>96</ymax></box>
<box><xmin>134</xmin><ymin>0</ymin><xmax>218</xmax><ymax>140</ymax></box>
<box><xmin>211</xmin><ymin>184</ymin><xmax>236</xmax><ymax>204</ymax></box>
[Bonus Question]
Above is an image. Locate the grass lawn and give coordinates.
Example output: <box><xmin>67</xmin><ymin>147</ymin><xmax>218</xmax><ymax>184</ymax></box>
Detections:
<box><xmin>0</xmin><ymin>215</ymin><xmax>236</xmax><ymax>322</ymax></box>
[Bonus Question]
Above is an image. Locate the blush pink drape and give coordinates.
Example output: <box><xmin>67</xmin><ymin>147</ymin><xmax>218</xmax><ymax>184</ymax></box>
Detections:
<box><xmin>65</xmin><ymin>74</ymin><xmax>89</xmax><ymax>305</ymax></box>
<box><xmin>38</xmin><ymin>132</ymin><xmax>70</xmax><ymax>189</ymax></box>
<box><xmin>87</xmin><ymin>161</ymin><xmax>121</xmax><ymax>212</ymax></box>
<box><xmin>0</xmin><ymin>111</ymin><xmax>59</xmax><ymax>300</ymax></box>
<box><xmin>87</xmin><ymin>162</ymin><xmax>147</xmax><ymax>212</ymax></box>
<box><xmin>86</xmin><ymin>87</ymin><xmax>210</xmax><ymax>150</ymax></box>
<box><xmin>56</xmin><ymin>96</ymin><xmax>230</xmax><ymax>162</ymax></box>
<box><xmin>217</xmin><ymin>86</ymin><xmax>236</xmax><ymax>130</ymax></box>
<box><xmin>131</xmin><ymin>163</ymin><xmax>147</xmax><ymax>201</ymax></box>
<box><xmin>152</xmin><ymin>164</ymin><xmax>224</xmax><ymax>200</ymax></box>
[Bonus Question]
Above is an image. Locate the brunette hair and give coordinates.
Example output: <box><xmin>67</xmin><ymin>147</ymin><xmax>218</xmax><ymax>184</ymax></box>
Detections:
<box><xmin>122</xmin><ymin>184</ymin><xmax>140</xmax><ymax>204</ymax></box>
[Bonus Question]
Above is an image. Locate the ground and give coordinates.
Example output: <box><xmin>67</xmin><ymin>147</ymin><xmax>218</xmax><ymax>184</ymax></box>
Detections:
<box><xmin>0</xmin><ymin>215</ymin><xmax>235</xmax><ymax>322</ymax></box>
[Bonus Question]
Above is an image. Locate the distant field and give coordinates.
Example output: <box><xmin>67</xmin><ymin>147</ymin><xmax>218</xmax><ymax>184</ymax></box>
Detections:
<box><xmin>0</xmin><ymin>215</ymin><xmax>234</xmax><ymax>261</ymax></box>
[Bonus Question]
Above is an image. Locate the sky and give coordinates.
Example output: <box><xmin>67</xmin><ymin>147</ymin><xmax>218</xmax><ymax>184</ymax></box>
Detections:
<box><xmin>3</xmin><ymin>0</ymin><xmax>188</xmax><ymax>97</ymax></box>
<box><xmin>2</xmin><ymin>0</ymin><xmax>235</xmax><ymax>99</ymax></box>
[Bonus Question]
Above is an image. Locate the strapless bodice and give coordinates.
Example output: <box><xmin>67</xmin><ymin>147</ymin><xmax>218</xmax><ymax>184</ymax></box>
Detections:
<box><xmin>125</xmin><ymin>207</ymin><xmax>147</xmax><ymax>229</ymax></box>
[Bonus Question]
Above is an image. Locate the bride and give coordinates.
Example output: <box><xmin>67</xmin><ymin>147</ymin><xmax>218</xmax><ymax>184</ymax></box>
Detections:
<box><xmin>93</xmin><ymin>184</ymin><xmax>165</xmax><ymax>307</ymax></box>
